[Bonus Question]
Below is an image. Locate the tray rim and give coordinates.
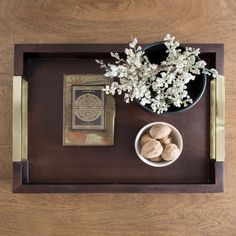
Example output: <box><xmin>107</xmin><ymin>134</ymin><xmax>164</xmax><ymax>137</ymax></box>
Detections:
<box><xmin>12</xmin><ymin>43</ymin><xmax>225</xmax><ymax>193</ymax></box>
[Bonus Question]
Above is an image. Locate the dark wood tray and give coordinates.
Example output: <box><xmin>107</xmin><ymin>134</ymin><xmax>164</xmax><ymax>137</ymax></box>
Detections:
<box><xmin>13</xmin><ymin>43</ymin><xmax>225</xmax><ymax>193</ymax></box>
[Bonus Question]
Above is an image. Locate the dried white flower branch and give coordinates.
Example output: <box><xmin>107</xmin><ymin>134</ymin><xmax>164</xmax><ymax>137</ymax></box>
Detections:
<box><xmin>96</xmin><ymin>34</ymin><xmax>222</xmax><ymax>114</ymax></box>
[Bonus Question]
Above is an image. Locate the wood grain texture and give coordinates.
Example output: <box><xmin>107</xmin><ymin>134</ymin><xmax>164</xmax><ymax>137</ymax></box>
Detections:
<box><xmin>0</xmin><ymin>0</ymin><xmax>236</xmax><ymax>235</ymax></box>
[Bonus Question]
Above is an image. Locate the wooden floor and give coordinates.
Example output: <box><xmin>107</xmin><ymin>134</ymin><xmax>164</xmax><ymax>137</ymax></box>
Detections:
<box><xmin>0</xmin><ymin>0</ymin><xmax>236</xmax><ymax>235</ymax></box>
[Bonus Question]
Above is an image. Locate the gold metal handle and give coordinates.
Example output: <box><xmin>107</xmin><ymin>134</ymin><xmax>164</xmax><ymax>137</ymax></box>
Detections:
<box><xmin>210</xmin><ymin>76</ymin><xmax>225</xmax><ymax>161</ymax></box>
<box><xmin>13</xmin><ymin>76</ymin><xmax>28</xmax><ymax>162</ymax></box>
<box><xmin>216</xmin><ymin>75</ymin><xmax>225</xmax><ymax>161</ymax></box>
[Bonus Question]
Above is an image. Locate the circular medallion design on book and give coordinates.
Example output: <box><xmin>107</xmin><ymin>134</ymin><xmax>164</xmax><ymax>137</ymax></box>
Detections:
<box><xmin>74</xmin><ymin>93</ymin><xmax>103</xmax><ymax>122</ymax></box>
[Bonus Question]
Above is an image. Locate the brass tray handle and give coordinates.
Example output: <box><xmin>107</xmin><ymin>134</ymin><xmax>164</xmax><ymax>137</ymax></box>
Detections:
<box><xmin>210</xmin><ymin>75</ymin><xmax>225</xmax><ymax>161</ymax></box>
<box><xmin>13</xmin><ymin>76</ymin><xmax>28</xmax><ymax>162</ymax></box>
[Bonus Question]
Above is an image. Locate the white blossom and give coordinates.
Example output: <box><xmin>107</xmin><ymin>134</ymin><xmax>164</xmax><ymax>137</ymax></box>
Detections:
<box><xmin>129</xmin><ymin>37</ymin><xmax>138</xmax><ymax>48</ymax></box>
<box><xmin>96</xmin><ymin>34</ymin><xmax>223</xmax><ymax>114</ymax></box>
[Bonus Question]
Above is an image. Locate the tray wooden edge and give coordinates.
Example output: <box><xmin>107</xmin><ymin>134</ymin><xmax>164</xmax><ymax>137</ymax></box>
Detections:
<box><xmin>14</xmin><ymin>43</ymin><xmax>224</xmax><ymax>75</ymax></box>
<box><xmin>13</xmin><ymin>161</ymin><xmax>223</xmax><ymax>193</ymax></box>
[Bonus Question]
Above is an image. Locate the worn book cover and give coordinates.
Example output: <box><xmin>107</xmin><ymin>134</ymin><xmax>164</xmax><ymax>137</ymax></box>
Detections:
<box><xmin>63</xmin><ymin>74</ymin><xmax>115</xmax><ymax>146</ymax></box>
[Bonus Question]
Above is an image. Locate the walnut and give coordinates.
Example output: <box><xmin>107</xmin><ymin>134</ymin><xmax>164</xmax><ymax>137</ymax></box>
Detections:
<box><xmin>149</xmin><ymin>124</ymin><xmax>171</xmax><ymax>140</ymax></box>
<box><xmin>160</xmin><ymin>135</ymin><xmax>173</xmax><ymax>145</ymax></box>
<box><xmin>162</xmin><ymin>143</ymin><xmax>180</xmax><ymax>161</ymax></box>
<box><xmin>150</xmin><ymin>156</ymin><xmax>162</xmax><ymax>162</ymax></box>
<box><xmin>141</xmin><ymin>139</ymin><xmax>163</xmax><ymax>159</ymax></box>
<box><xmin>140</xmin><ymin>133</ymin><xmax>154</xmax><ymax>146</ymax></box>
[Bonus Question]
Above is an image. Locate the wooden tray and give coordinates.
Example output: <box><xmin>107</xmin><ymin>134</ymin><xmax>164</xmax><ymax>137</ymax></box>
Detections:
<box><xmin>13</xmin><ymin>43</ymin><xmax>225</xmax><ymax>193</ymax></box>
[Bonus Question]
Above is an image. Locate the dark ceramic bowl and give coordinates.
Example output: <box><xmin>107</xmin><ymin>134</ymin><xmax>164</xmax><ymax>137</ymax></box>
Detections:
<box><xmin>137</xmin><ymin>41</ymin><xmax>207</xmax><ymax>114</ymax></box>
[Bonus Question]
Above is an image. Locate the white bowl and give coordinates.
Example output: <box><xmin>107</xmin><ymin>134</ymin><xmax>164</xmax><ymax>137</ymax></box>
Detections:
<box><xmin>135</xmin><ymin>122</ymin><xmax>183</xmax><ymax>167</ymax></box>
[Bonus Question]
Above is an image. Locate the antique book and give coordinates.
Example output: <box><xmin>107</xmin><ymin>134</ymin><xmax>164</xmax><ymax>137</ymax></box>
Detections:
<box><xmin>63</xmin><ymin>74</ymin><xmax>115</xmax><ymax>146</ymax></box>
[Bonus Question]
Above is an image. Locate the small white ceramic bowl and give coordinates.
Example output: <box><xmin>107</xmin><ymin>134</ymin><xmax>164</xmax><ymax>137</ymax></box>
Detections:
<box><xmin>135</xmin><ymin>122</ymin><xmax>183</xmax><ymax>167</ymax></box>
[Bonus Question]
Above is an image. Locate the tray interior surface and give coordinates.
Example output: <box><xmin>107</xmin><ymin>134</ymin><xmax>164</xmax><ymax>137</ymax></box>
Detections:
<box><xmin>25</xmin><ymin>52</ymin><xmax>214</xmax><ymax>184</ymax></box>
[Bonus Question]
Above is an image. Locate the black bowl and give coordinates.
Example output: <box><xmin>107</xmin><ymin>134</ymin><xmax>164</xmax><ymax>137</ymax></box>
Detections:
<box><xmin>137</xmin><ymin>41</ymin><xmax>207</xmax><ymax>114</ymax></box>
